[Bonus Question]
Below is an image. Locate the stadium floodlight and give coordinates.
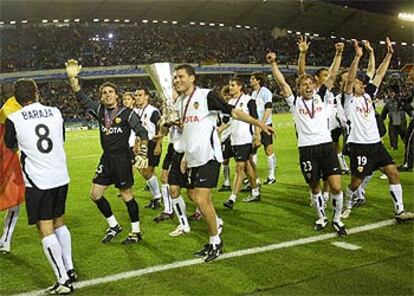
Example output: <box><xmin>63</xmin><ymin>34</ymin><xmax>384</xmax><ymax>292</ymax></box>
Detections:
<box><xmin>172</xmin><ymin>20</ymin><xmax>178</xmax><ymax>25</ymax></box>
<box><xmin>398</xmin><ymin>12</ymin><xmax>414</xmax><ymax>22</ymax></box>
<box><xmin>114</xmin><ymin>19</ymin><xmax>120</xmax><ymax>23</ymax></box>
<box><xmin>401</xmin><ymin>42</ymin><xmax>407</xmax><ymax>45</ymax></box>
<box><xmin>244</xmin><ymin>25</ymin><xmax>250</xmax><ymax>29</ymax></box>
<box><xmin>305</xmin><ymin>32</ymin><xmax>310</xmax><ymax>36</ymax></box>
<box><xmin>42</xmin><ymin>19</ymin><xmax>48</xmax><ymax>23</ymax></box>
<box><xmin>10</xmin><ymin>20</ymin><xmax>16</xmax><ymax>24</ymax></box>
<box><xmin>219</xmin><ymin>23</ymin><xmax>224</xmax><ymax>27</ymax></box>
<box><xmin>190</xmin><ymin>21</ymin><xmax>196</xmax><ymax>25</ymax></box>
<box><xmin>330</xmin><ymin>35</ymin><xmax>336</xmax><ymax>39</ymax></box>
<box><xmin>287</xmin><ymin>30</ymin><xmax>292</xmax><ymax>33</ymax></box>
<box><xmin>21</xmin><ymin>20</ymin><xmax>28</xmax><ymax>24</ymax></box>
<box><xmin>379</xmin><ymin>40</ymin><xmax>386</xmax><ymax>44</ymax></box>
<box><xmin>391</xmin><ymin>41</ymin><xmax>397</xmax><ymax>45</ymax></box>
<box><xmin>93</xmin><ymin>18</ymin><xmax>99</xmax><ymax>22</ymax></box>
<box><xmin>313</xmin><ymin>33</ymin><xmax>319</xmax><ymax>37</ymax></box>
<box><xmin>200</xmin><ymin>22</ymin><xmax>206</xmax><ymax>26</ymax></box>
<box><xmin>209</xmin><ymin>23</ymin><xmax>215</xmax><ymax>26</ymax></box>
<box><xmin>53</xmin><ymin>19</ymin><xmax>59</xmax><ymax>23</ymax></box>
<box><xmin>153</xmin><ymin>20</ymin><xmax>159</xmax><ymax>23</ymax></box>
<box><xmin>236</xmin><ymin>24</ymin><xmax>242</xmax><ymax>28</ymax></box>
<box><xmin>124</xmin><ymin>19</ymin><xmax>130</xmax><ymax>23</ymax></box>
<box><xmin>64</xmin><ymin>19</ymin><xmax>70</xmax><ymax>23</ymax></box>
<box><xmin>142</xmin><ymin>19</ymin><xmax>148</xmax><ymax>23</ymax></box>
<box><xmin>162</xmin><ymin>20</ymin><xmax>168</xmax><ymax>24</ymax></box>
<box><xmin>296</xmin><ymin>31</ymin><xmax>301</xmax><ymax>35</ymax></box>
<box><xmin>0</xmin><ymin>21</ymin><xmax>4</xmax><ymax>25</ymax></box>
<box><xmin>74</xmin><ymin>18</ymin><xmax>80</xmax><ymax>23</ymax></box>
<box><xmin>108</xmin><ymin>33</ymin><xmax>113</xmax><ymax>39</ymax></box>
<box><xmin>104</xmin><ymin>19</ymin><xmax>110</xmax><ymax>22</ymax></box>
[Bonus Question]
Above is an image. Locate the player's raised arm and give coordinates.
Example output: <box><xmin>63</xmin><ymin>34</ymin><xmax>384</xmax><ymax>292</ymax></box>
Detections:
<box><xmin>324</xmin><ymin>43</ymin><xmax>344</xmax><ymax>90</ymax></box>
<box><xmin>371</xmin><ymin>37</ymin><xmax>394</xmax><ymax>88</ymax></box>
<box><xmin>363</xmin><ymin>40</ymin><xmax>376</xmax><ymax>79</ymax></box>
<box><xmin>266</xmin><ymin>52</ymin><xmax>293</xmax><ymax>98</ymax></box>
<box><xmin>297</xmin><ymin>36</ymin><xmax>310</xmax><ymax>76</ymax></box>
<box><xmin>345</xmin><ymin>40</ymin><xmax>363</xmax><ymax>95</ymax></box>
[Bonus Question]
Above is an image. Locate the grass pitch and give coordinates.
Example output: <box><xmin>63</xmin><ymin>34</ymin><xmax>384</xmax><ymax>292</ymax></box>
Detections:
<box><xmin>0</xmin><ymin>113</ymin><xmax>413</xmax><ymax>295</ymax></box>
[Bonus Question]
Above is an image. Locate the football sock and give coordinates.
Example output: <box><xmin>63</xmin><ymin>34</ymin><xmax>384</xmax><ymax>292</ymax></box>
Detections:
<box><xmin>252</xmin><ymin>153</ymin><xmax>258</xmax><ymax>166</ymax></box>
<box><xmin>331</xmin><ymin>191</ymin><xmax>344</xmax><ymax>223</ymax></box>
<box><xmin>125</xmin><ymin>199</ymin><xmax>140</xmax><ymax>222</ymax></box>
<box><xmin>312</xmin><ymin>192</ymin><xmax>327</xmax><ymax>220</ymax></box>
<box><xmin>161</xmin><ymin>184</ymin><xmax>173</xmax><ymax>214</ymax></box>
<box><xmin>94</xmin><ymin>196</ymin><xmax>113</xmax><ymax>218</ymax></box>
<box><xmin>55</xmin><ymin>225</ymin><xmax>74</xmax><ymax>271</ymax></box>
<box><xmin>345</xmin><ymin>187</ymin><xmax>356</xmax><ymax>209</ymax></box>
<box><xmin>389</xmin><ymin>184</ymin><xmax>404</xmax><ymax>214</ymax></box>
<box><xmin>267</xmin><ymin>154</ymin><xmax>275</xmax><ymax>180</ymax></box>
<box><xmin>0</xmin><ymin>205</ymin><xmax>20</xmax><ymax>249</ymax></box>
<box><xmin>223</xmin><ymin>165</ymin><xmax>230</xmax><ymax>186</ymax></box>
<box><xmin>172</xmin><ymin>196</ymin><xmax>190</xmax><ymax>231</ymax></box>
<box><xmin>147</xmin><ymin>175</ymin><xmax>162</xmax><ymax>199</ymax></box>
<box><xmin>42</xmin><ymin>234</ymin><xmax>69</xmax><ymax>284</ymax></box>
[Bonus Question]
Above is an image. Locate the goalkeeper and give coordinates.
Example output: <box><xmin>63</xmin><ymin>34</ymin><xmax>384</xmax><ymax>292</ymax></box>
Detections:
<box><xmin>65</xmin><ymin>59</ymin><xmax>149</xmax><ymax>245</ymax></box>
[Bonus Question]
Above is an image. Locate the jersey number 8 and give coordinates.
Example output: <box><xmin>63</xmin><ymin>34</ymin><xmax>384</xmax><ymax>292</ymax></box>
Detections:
<box><xmin>35</xmin><ymin>124</ymin><xmax>53</xmax><ymax>153</ymax></box>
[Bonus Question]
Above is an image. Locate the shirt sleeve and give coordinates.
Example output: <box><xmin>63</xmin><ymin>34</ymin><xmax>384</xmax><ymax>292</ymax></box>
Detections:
<box><xmin>247</xmin><ymin>99</ymin><xmax>258</xmax><ymax>119</ymax></box>
<box><xmin>264</xmin><ymin>88</ymin><xmax>273</xmax><ymax>108</ymax></box>
<box><xmin>285</xmin><ymin>94</ymin><xmax>295</xmax><ymax>108</ymax></box>
<box><xmin>4</xmin><ymin>118</ymin><xmax>18</xmax><ymax>149</ymax></box>
<box><xmin>75</xmin><ymin>91</ymin><xmax>100</xmax><ymax>114</ymax></box>
<box><xmin>317</xmin><ymin>85</ymin><xmax>328</xmax><ymax>102</ymax></box>
<box><xmin>207</xmin><ymin>90</ymin><xmax>233</xmax><ymax>114</ymax></box>
<box><xmin>128</xmin><ymin>110</ymin><xmax>149</xmax><ymax>141</ymax></box>
<box><xmin>150</xmin><ymin>110</ymin><xmax>161</xmax><ymax>134</ymax></box>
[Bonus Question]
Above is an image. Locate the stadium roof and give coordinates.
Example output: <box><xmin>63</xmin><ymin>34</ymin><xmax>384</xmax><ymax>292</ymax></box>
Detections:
<box><xmin>0</xmin><ymin>0</ymin><xmax>413</xmax><ymax>42</ymax></box>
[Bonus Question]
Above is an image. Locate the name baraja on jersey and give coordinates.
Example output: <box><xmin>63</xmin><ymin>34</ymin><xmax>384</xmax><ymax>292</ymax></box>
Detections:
<box><xmin>21</xmin><ymin>108</ymin><xmax>54</xmax><ymax>120</ymax></box>
<box><xmin>298</xmin><ymin>107</ymin><xmax>323</xmax><ymax>116</ymax></box>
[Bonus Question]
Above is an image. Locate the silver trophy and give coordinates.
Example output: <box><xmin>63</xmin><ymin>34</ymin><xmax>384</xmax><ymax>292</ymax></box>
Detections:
<box><xmin>145</xmin><ymin>63</ymin><xmax>179</xmax><ymax>123</ymax></box>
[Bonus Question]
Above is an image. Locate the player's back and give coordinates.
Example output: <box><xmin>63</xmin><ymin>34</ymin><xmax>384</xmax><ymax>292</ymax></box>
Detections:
<box><xmin>7</xmin><ymin>102</ymin><xmax>69</xmax><ymax>189</ymax></box>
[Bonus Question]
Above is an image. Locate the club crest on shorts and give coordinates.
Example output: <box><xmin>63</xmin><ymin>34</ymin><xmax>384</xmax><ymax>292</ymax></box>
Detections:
<box><xmin>357</xmin><ymin>166</ymin><xmax>364</xmax><ymax>173</ymax></box>
<box><xmin>115</xmin><ymin>117</ymin><xmax>121</xmax><ymax>124</ymax></box>
<box><xmin>306</xmin><ymin>173</ymin><xmax>312</xmax><ymax>179</ymax></box>
<box><xmin>193</xmin><ymin>102</ymin><xmax>199</xmax><ymax>109</ymax></box>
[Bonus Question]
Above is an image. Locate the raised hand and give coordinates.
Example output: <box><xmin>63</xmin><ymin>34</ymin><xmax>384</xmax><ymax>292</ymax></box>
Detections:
<box><xmin>134</xmin><ymin>144</ymin><xmax>148</xmax><ymax>169</ymax></box>
<box><xmin>297</xmin><ymin>36</ymin><xmax>310</xmax><ymax>53</ymax></box>
<box><xmin>65</xmin><ymin>59</ymin><xmax>82</xmax><ymax>79</ymax></box>
<box><xmin>386</xmin><ymin>36</ymin><xmax>394</xmax><ymax>54</ymax></box>
<box><xmin>335</xmin><ymin>42</ymin><xmax>344</xmax><ymax>54</ymax></box>
<box><xmin>266</xmin><ymin>52</ymin><xmax>277</xmax><ymax>64</ymax></box>
<box><xmin>353</xmin><ymin>40</ymin><xmax>363</xmax><ymax>58</ymax></box>
<box><xmin>362</xmin><ymin>40</ymin><xmax>374</xmax><ymax>53</ymax></box>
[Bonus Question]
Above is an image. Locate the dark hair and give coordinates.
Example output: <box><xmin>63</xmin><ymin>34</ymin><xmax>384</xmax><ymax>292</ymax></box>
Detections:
<box><xmin>0</xmin><ymin>83</ymin><xmax>15</xmax><ymax>99</ymax></box>
<box><xmin>136</xmin><ymin>87</ymin><xmax>150</xmax><ymax>96</ymax></box>
<box><xmin>14</xmin><ymin>79</ymin><xmax>37</xmax><ymax>105</ymax></box>
<box><xmin>314</xmin><ymin>68</ymin><xmax>328</xmax><ymax>78</ymax></box>
<box><xmin>229</xmin><ymin>76</ymin><xmax>245</xmax><ymax>92</ymax></box>
<box><xmin>99</xmin><ymin>81</ymin><xmax>118</xmax><ymax>98</ymax></box>
<box><xmin>251</xmin><ymin>72</ymin><xmax>266</xmax><ymax>86</ymax></box>
<box><xmin>175</xmin><ymin>64</ymin><xmax>196</xmax><ymax>78</ymax></box>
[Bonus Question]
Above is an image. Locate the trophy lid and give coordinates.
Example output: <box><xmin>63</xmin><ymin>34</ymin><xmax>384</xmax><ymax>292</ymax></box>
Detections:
<box><xmin>145</xmin><ymin>63</ymin><xmax>174</xmax><ymax>103</ymax></box>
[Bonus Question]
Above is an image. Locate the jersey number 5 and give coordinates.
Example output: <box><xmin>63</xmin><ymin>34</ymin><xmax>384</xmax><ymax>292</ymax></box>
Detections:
<box><xmin>35</xmin><ymin>124</ymin><xmax>53</xmax><ymax>153</ymax></box>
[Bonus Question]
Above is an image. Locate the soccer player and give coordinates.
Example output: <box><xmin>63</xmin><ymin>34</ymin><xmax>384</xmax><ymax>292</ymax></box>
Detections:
<box><xmin>223</xmin><ymin>77</ymin><xmax>261</xmax><ymax>209</ymax></box>
<box><xmin>250</xmin><ymin>72</ymin><xmax>276</xmax><ymax>184</ymax></box>
<box><xmin>342</xmin><ymin>38</ymin><xmax>414</xmax><ymax>222</ymax></box>
<box><xmin>267</xmin><ymin>43</ymin><xmax>347</xmax><ymax>236</ymax></box>
<box><xmin>4</xmin><ymin>79</ymin><xmax>76</xmax><ymax>294</ymax></box>
<box><xmin>170</xmin><ymin>64</ymin><xmax>273</xmax><ymax>261</ymax></box>
<box><xmin>65</xmin><ymin>59</ymin><xmax>149</xmax><ymax>244</ymax></box>
<box><xmin>0</xmin><ymin>83</ymin><xmax>25</xmax><ymax>254</ymax></box>
<box><xmin>134</xmin><ymin>88</ymin><xmax>165</xmax><ymax>215</ymax></box>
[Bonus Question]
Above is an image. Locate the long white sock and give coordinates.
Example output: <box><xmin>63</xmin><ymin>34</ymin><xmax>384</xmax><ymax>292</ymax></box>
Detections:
<box><xmin>251</xmin><ymin>187</ymin><xmax>260</xmax><ymax>197</ymax></box>
<box><xmin>331</xmin><ymin>192</ymin><xmax>344</xmax><ymax>222</ymax></box>
<box><xmin>267</xmin><ymin>154</ymin><xmax>275</xmax><ymax>180</ymax></box>
<box><xmin>172</xmin><ymin>196</ymin><xmax>190</xmax><ymax>231</ymax></box>
<box><xmin>0</xmin><ymin>205</ymin><xmax>20</xmax><ymax>249</ymax></box>
<box><xmin>345</xmin><ymin>187</ymin><xmax>356</xmax><ymax>209</ymax></box>
<box><xmin>312</xmin><ymin>193</ymin><xmax>327</xmax><ymax>220</ymax></box>
<box><xmin>106</xmin><ymin>215</ymin><xmax>118</xmax><ymax>228</ymax></box>
<box><xmin>389</xmin><ymin>184</ymin><xmax>404</xmax><ymax>214</ymax></box>
<box><xmin>361</xmin><ymin>174</ymin><xmax>373</xmax><ymax>190</ymax></box>
<box><xmin>252</xmin><ymin>153</ymin><xmax>258</xmax><ymax>166</ymax></box>
<box><xmin>229</xmin><ymin>193</ymin><xmax>237</xmax><ymax>202</ymax></box>
<box><xmin>223</xmin><ymin>165</ymin><xmax>230</xmax><ymax>186</ymax></box>
<box><xmin>55</xmin><ymin>225</ymin><xmax>74</xmax><ymax>271</ymax></box>
<box><xmin>161</xmin><ymin>184</ymin><xmax>173</xmax><ymax>214</ymax></box>
<box><xmin>147</xmin><ymin>175</ymin><xmax>162</xmax><ymax>199</ymax></box>
<box><xmin>337</xmin><ymin>153</ymin><xmax>347</xmax><ymax>171</ymax></box>
<box><xmin>209</xmin><ymin>235</ymin><xmax>221</xmax><ymax>245</ymax></box>
<box><xmin>42</xmin><ymin>234</ymin><xmax>69</xmax><ymax>284</ymax></box>
<box><xmin>131</xmin><ymin>221</ymin><xmax>140</xmax><ymax>233</ymax></box>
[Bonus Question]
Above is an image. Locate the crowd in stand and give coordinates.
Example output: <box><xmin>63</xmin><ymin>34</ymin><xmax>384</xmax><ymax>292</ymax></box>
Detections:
<box><xmin>1</xmin><ymin>24</ymin><xmax>412</xmax><ymax>72</ymax></box>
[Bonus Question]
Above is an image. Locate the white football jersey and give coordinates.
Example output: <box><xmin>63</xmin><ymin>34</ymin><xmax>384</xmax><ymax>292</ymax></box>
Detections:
<box><xmin>134</xmin><ymin>104</ymin><xmax>160</xmax><ymax>141</ymax></box>
<box><xmin>252</xmin><ymin>86</ymin><xmax>273</xmax><ymax>125</ymax></box>
<box><xmin>228</xmin><ymin>94</ymin><xmax>254</xmax><ymax>146</ymax></box>
<box><xmin>327</xmin><ymin>94</ymin><xmax>347</xmax><ymax>131</ymax></box>
<box><xmin>344</xmin><ymin>89</ymin><xmax>380</xmax><ymax>144</ymax></box>
<box><xmin>219</xmin><ymin>114</ymin><xmax>232</xmax><ymax>143</ymax></box>
<box><xmin>286</xmin><ymin>87</ymin><xmax>332</xmax><ymax>147</ymax></box>
<box><xmin>7</xmin><ymin>102</ymin><xmax>69</xmax><ymax>189</ymax></box>
<box><xmin>175</xmin><ymin>88</ymin><xmax>223</xmax><ymax>167</ymax></box>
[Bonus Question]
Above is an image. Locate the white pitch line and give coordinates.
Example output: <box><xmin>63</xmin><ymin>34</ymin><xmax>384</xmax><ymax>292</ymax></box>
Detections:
<box><xmin>14</xmin><ymin>219</ymin><xmax>396</xmax><ymax>296</ymax></box>
<box><xmin>331</xmin><ymin>241</ymin><xmax>362</xmax><ymax>250</ymax></box>
<box><xmin>69</xmin><ymin>154</ymin><xmax>100</xmax><ymax>160</ymax></box>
